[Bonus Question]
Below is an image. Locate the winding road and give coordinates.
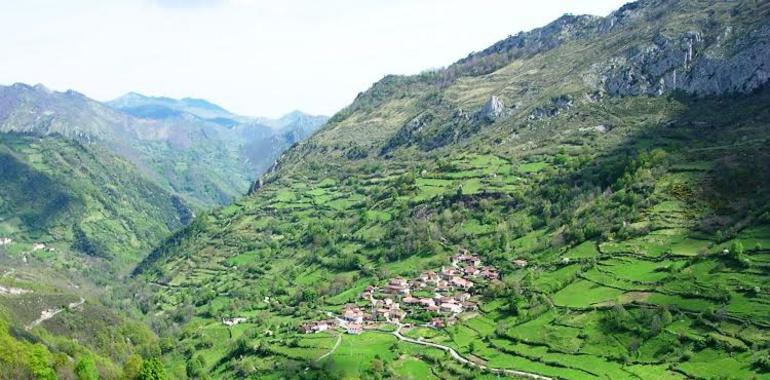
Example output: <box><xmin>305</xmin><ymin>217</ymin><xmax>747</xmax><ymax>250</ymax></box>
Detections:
<box><xmin>391</xmin><ymin>324</ymin><xmax>552</xmax><ymax>380</ymax></box>
<box><xmin>26</xmin><ymin>297</ymin><xmax>85</xmax><ymax>330</ymax></box>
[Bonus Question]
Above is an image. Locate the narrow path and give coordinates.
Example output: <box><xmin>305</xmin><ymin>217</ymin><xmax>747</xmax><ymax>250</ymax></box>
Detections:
<box><xmin>318</xmin><ymin>333</ymin><xmax>343</xmax><ymax>361</ymax></box>
<box><xmin>26</xmin><ymin>297</ymin><xmax>85</xmax><ymax>330</ymax></box>
<box><xmin>391</xmin><ymin>324</ymin><xmax>552</xmax><ymax>380</ymax></box>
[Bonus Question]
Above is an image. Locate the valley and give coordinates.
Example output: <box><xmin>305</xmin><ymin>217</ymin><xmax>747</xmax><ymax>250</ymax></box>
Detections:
<box><xmin>0</xmin><ymin>86</ymin><xmax>326</xmax><ymax>378</ymax></box>
<box><xmin>2</xmin><ymin>0</ymin><xmax>770</xmax><ymax>379</ymax></box>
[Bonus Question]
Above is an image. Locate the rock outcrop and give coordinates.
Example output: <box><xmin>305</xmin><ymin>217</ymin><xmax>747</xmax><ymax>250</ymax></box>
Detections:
<box><xmin>478</xmin><ymin>96</ymin><xmax>505</xmax><ymax>122</ymax></box>
<box><xmin>587</xmin><ymin>22</ymin><xmax>770</xmax><ymax>97</ymax></box>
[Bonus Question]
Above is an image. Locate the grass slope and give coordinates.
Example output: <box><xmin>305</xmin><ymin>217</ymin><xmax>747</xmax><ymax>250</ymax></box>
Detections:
<box><xmin>134</xmin><ymin>0</ymin><xmax>770</xmax><ymax>378</ymax></box>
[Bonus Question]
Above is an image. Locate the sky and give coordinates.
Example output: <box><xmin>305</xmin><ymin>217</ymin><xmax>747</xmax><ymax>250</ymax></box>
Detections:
<box><xmin>0</xmin><ymin>0</ymin><xmax>628</xmax><ymax>118</ymax></box>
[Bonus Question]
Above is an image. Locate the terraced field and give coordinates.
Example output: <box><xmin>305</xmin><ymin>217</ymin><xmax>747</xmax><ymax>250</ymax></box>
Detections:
<box><xmin>130</xmin><ymin>1</ymin><xmax>770</xmax><ymax>378</ymax></box>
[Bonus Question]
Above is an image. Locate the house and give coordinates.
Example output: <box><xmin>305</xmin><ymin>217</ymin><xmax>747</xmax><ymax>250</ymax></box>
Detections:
<box><xmin>513</xmin><ymin>259</ymin><xmax>529</xmax><ymax>268</ymax></box>
<box><xmin>451</xmin><ymin>276</ymin><xmax>474</xmax><ymax>290</ymax></box>
<box><xmin>469</xmin><ymin>257</ymin><xmax>482</xmax><ymax>267</ymax></box>
<box><xmin>389</xmin><ymin>309</ymin><xmax>405</xmax><ymax>321</ymax></box>
<box><xmin>429</xmin><ymin>318</ymin><xmax>445</xmax><ymax>329</ymax></box>
<box><xmin>463</xmin><ymin>266</ymin><xmax>480</xmax><ymax>276</ymax></box>
<box><xmin>222</xmin><ymin>317</ymin><xmax>247</xmax><ymax>327</ymax></box>
<box><xmin>462</xmin><ymin>301</ymin><xmax>478</xmax><ymax>311</ymax></box>
<box><xmin>32</xmin><ymin>243</ymin><xmax>46</xmax><ymax>251</ymax></box>
<box><xmin>440</xmin><ymin>302</ymin><xmax>463</xmax><ymax>314</ymax></box>
<box><xmin>480</xmin><ymin>267</ymin><xmax>499</xmax><ymax>280</ymax></box>
<box><xmin>0</xmin><ymin>238</ymin><xmax>12</xmax><ymax>245</ymax></box>
<box><xmin>455</xmin><ymin>292</ymin><xmax>471</xmax><ymax>302</ymax></box>
<box><xmin>343</xmin><ymin>305</ymin><xmax>364</xmax><ymax>323</ymax></box>
<box><xmin>347</xmin><ymin>323</ymin><xmax>363</xmax><ymax>335</ymax></box>
<box><xmin>441</xmin><ymin>266</ymin><xmax>459</xmax><ymax>279</ymax></box>
<box><xmin>419</xmin><ymin>298</ymin><xmax>435</xmax><ymax>307</ymax></box>
<box><xmin>376</xmin><ymin>308</ymin><xmax>391</xmax><ymax>319</ymax></box>
<box><xmin>301</xmin><ymin>321</ymin><xmax>331</xmax><ymax>333</ymax></box>
<box><xmin>420</xmin><ymin>271</ymin><xmax>439</xmax><ymax>283</ymax></box>
<box><xmin>453</xmin><ymin>252</ymin><xmax>482</xmax><ymax>267</ymax></box>
<box><xmin>403</xmin><ymin>296</ymin><xmax>419</xmax><ymax>304</ymax></box>
<box><xmin>385</xmin><ymin>278</ymin><xmax>410</xmax><ymax>294</ymax></box>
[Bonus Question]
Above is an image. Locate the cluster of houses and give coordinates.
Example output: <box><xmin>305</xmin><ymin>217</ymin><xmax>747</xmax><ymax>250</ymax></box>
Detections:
<box><xmin>302</xmin><ymin>249</ymin><xmax>507</xmax><ymax>335</ymax></box>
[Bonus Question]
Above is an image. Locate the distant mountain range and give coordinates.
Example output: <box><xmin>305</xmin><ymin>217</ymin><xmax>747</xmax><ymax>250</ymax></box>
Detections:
<box><xmin>0</xmin><ymin>81</ymin><xmax>327</xmax><ymax>284</ymax></box>
<box><xmin>0</xmin><ymin>83</ymin><xmax>328</xmax><ymax>207</ymax></box>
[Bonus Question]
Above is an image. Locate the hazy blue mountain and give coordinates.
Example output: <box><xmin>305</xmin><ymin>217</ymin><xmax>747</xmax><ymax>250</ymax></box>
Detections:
<box><xmin>0</xmin><ymin>85</ymin><xmax>327</xmax><ymax>207</ymax></box>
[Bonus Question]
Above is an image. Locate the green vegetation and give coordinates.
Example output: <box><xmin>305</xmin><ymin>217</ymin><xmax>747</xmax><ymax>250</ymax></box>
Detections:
<box><xmin>130</xmin><ymin>0</ymin><xmax>770</xmax><ymax>377</ymax></box>
<box><xmin>0</xmin><ymin>134</ymin><xmax>190</xmax><ymax>272</ymax></box>
<box><xmin>2</xmin><ymin>0</ymin><xmax>770</xmax><ymax>379</ymax></box>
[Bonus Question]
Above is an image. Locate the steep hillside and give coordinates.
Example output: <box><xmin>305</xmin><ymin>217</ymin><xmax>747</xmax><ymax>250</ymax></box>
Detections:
<box><xmin>0</xmin><ymin>85</ymin><xmax>327</xmax><ymax>207</ymax></box>
<box><xmin>0</xmin><ymin>133</ymin><xmax>190</xmax><ymax>268</ymax></box>
<box><xmin>0</xmin><ymin>87</ymin><xmax>327</xmax><ymax>380</ymax></box>
<box><xmin>135</xmin><ymin>0</ymin><xmax>770</xmax><ymax>379</ymax></box>
<box><xmin>0</xmin><ymin>134</ymin><xmax>183</xmax><ymax>379</ymax></box>
<box><xmin>107</xmin><ymin>92</ymin><xmax>328</xmax><ymax>204</ymax></box>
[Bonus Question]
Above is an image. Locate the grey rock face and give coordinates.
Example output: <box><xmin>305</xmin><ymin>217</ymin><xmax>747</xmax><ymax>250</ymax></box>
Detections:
<box><xmin>381</xmin><ymin>113</ymin><xmax>435</xmax><ymax>154</ymax></box>
<box><xmin>587</xmin><ymin>21</ymin><xmax>770</xmax><ymax>97</ymax></box>
<box><xmin>528</xmin><ymin>95</ymin><xmax>573</xmax><ymax>121</ymax></box>
<box><xmin>479</xmin><ymin>96</ymin><xmax>505</xmax><ymax>122</ymax></box>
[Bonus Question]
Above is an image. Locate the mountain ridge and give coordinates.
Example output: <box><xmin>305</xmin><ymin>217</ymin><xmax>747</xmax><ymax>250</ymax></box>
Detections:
<box><xmin>0</xmin><ymin>83</ymin><xmax>328</xmax><ymax>207</ymax></box>
<box><xmin>133</xmin><ymin>1</ymin><xmax>770</xmax><ymax>378</ymax></box>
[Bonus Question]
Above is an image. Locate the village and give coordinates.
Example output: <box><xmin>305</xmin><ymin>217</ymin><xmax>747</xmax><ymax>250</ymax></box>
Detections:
<box><xmin>301</xmin><ymin>249</ymin><xmax>519</xmax><ymax>335</ymax></box>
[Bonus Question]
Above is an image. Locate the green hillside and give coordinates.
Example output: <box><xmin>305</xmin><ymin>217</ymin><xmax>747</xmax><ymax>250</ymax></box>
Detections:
<box><xmin>0</xmin><ymin>85</ymin><xmax>328</xmax><ymax>208</ymax></box>
<box><xmin>0</xmin><ymin>134</ymin><xmax>191</xmax><ymax>269</ymax></box>
<box><xmin>133</xmin><ymin>0</ymin><xmax>770</xmax><ymax>378</ymax></box>
<box><xmin>0</xmin><ymin>133</ymin><xmax>194</xmax><ymax>379</ymax></box>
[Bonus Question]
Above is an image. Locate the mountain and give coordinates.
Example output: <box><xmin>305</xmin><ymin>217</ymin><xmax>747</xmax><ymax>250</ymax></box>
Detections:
<box><xmin>133</xmin><ymin>0</ymin><xmax>770</xmax><ymax>378</ymax></box>
<box><xmin>107</xmin><ymin>92</ymin><xmax>329</xmax><ymax>197</ymax></box>
<box><xmin>0</xmin><ymin>88</ymin><xmax>325</xmax><ymax>377</ymax></box>
<box><xmin>0</xmin><ymin>85</ymin><xmax>327</xmax><ymax>207</ymax></box>
<box><xmin>0</xmin><ymin>132</ymin><xmax>187</xmax><ymax>378</ymax></box>
<box><xmin>107</xmin><ymin>92</ymin><xmax>250</xmax><ymax>126</ymax></box>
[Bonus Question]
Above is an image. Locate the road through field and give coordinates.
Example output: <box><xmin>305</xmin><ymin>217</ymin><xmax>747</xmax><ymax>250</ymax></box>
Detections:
<box><xmin>391</xmin><ymin>324</ymin><xmax>552</xmax><ymax>380</ymax></box>
<box><xmin>318</xmin><ymin>333</ymin><xmax>343</xmax><ymax>361</ymax></box>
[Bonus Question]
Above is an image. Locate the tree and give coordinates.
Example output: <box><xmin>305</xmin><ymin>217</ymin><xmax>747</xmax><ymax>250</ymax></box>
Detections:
<box><xmin>28</xmin><ymin>345</ymin><xmax>56</xmax><ymax>380</ymax></box>
<box><xmin>649</xmin><ymin>315</ymin><xmax>662</xmax><ymax>336</ymax></box>
<box><xmin>186</xmin><ymin>355</ymin><xmax>205</xmax><ymax>379</ymax></box>
<box><xmin>123</xmin><ymin>354</ymin><xmax>143</xmax><ymax>380</ymax></box>
<box><xmin>731</xmin><ymin>240</ymin><xmax>745</xmax><ymax>256</ymax></box>
<box><xmin>75</xmin><ymin>355</ymin><xmax>99</xmax><ymax>380</ymax></box>
<box><xmin>138</xmin><ymin>357</ymin><xmax>169</xmax><ymax>380</ymax></box>
<box><xmin>507</xmin><ymin>295</ymin><xmax>521</xmax><ymax>316</ymax></box>
<box><xmin>660</xmin><ymin>307</ymin><xmax>673</xmax><ymax>326</ymax></box>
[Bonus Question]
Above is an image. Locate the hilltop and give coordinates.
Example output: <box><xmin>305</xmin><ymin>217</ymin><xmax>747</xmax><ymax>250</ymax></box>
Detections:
<box><xmin>133</xmin><ymin>0</ymin><xmax>770</xmax><ymax>379</ymax></box>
